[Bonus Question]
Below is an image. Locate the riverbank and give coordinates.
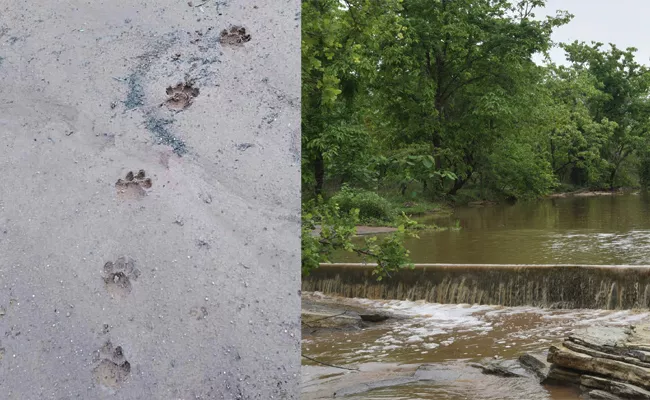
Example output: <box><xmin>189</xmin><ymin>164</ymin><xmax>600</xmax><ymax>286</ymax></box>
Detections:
<box><xmin>311</xmin><ymin>225</ymin><xmax>399</xmax><ymax>237</ymax></box>
<box><xmin>546</xmin><ymin>188</ymin><xmax>633</xmax><ymax>198</ymax></box>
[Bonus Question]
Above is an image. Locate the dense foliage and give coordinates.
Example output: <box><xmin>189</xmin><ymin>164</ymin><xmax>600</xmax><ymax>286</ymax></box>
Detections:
<box><xmin>301</xmin><ymin>198</ymin><xmax>417</xmax><ymax>280</ymax></box>
<box><xmin>301</xmin><ymin>0</ymin><xmax>650</xmax><ymax>276</ymax></box>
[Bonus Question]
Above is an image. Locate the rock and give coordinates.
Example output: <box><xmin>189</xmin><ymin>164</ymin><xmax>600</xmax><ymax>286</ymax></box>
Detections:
<box><xmin>545</xmin><ymin>365</ymin><xmax>582</xmax><ymax>385</ymax></box>
<box><xmin>564</xmin><ymin>339</ymin><xmax>650</xmax><ymax>369</ymax></box>
<box><xmin>301</xmin><ymin>311</ymin><xmax>361</xmax><ymax>329</ymax></box>
<box><xmin>470</xmin><ymin>358</ymin><xmax>526</xmax><ymax>378</ymax></box>
<box><xmin>548</xmin><ymin>344</ymin><xmax>650</xmax><ymax>390</ymax></box>
<box><xmin>586</xmin><ymin>389</ymin><xmax>624</xmax><ymax>400</ymax></box>
<box><xmin>333</xmin><ymin>377</ymin><xmax>417</xmax><ymax>397</ymax></box>
<box><xmin>567</xmin><ymin>326</ymin><xmax>650</xmax><ymax>362</ymax></box>
<box><xmin>518</xmin><ymin>352</ymin><xmax>550</xmax><ymax>381</ymax></box>
<box><xmin>543</xmin><ymin>324</ymin><xmax>650</xmax><ymax>399</ymax></box>
<box><xmin>581</xmin><ymin>375</ymin><xmax>650</xmax><ymax>399</ymax></box>
<box><xmin>359</xmin><ymin>314</ymin><xmax>389</xmax><ymax>323</ymax></box>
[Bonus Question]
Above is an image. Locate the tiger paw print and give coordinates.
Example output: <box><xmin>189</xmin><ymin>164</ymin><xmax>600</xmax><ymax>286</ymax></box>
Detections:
<box><xmin>102</xmin><ymin>256</ymin><xmax>140</xmax><ymax>298</ymax></box>
<box><xmin>115</xmin><ymin>170</ymin><xmax>152</xmax><ymax>199</ymax></box>
<box><xmin>92</xmin><ymin>340</ymin><xmax>131</xmax><ymax>388</ymax></box>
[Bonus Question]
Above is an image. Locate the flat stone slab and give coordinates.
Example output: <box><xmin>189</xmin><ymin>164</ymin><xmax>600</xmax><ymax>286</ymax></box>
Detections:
<box><xmin>548</xmin><ymin>344</ymin><xmax>650</xmax><ymax>390</ymax></box>
<box><xmin>567</xmin><ymin>325</ymin><xmax>650</xmax><ymax>363</ymax></box>
<box><xmin>581</xmin><ymin>375</ymin><xmax>650</xmax><ymax>399</ymax></box>
<box><xmin>544</xmin><ymin>325</ymin><xmax>650</xmax><ymax>399</ymax></box>
<box><xmin>546</xmin><ymin>365</ymin><xmax>582</xmax><ymax>385</ymax></box>
<box><xmin>302</xmin><ymin>311</ymin><xmax>361</xmax><ymax>329</ymax></box>
<box><xmin>333</xmin><ymin>377</ymin><xmax>418</xmax><ymax>397</ymax></box>
<box><xmin>518</xmin><ymin>352</ymin><xmax>550</xmax><ymax>381</ymax></box>
<box><xmin>586</xmin><ymin>389</ymin><xmax>625</xmax><ymax>400</ymax></box>
<box><xmin>470</xmin><ymin>358</ymin><xmax>529</xmax><ymax>378</ymax></box>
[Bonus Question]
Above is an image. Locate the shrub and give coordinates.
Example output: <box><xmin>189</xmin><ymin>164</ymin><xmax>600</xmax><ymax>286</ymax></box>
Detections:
<box><xmin>330</xmin><ymin>187</ymin><xmax>394</xmax><ymax>222</ymax></box>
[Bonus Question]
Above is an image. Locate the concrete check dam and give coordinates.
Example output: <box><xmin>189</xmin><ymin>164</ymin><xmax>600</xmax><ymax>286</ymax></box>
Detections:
<box><xmin>302</xmin><ymin>263</ymin><xmax>650</xmax><ymax>309</ymax></box>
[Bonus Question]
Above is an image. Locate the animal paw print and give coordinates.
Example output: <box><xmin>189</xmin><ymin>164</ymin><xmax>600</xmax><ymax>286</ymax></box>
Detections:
<box><xmin>219</xmin><ymin>26</ymin><xmax>251</xmax><ymax>46</ymax></box>
<box><xmin>102</xmin><ymin>257</ymin><xmax>140</xmax><ymax>297</ymax></box>
<box><xmin>115</xmin><ymin>170</ymin><xmax>152</xmax><ymax>199</ymax></box>
<box><xmin>163</xmin><ymin>82</ymin><xmax>200</xmax><ymax>111</ymax></box>
<box><xmin>189</xmin><ymin>306</ymin><xmax>208</xmax><ymax>320</ymax></box>
<box><xmin>92</xmin><ymin>340</ymin><xmax>131</xmax><ymax>388</ymax></box>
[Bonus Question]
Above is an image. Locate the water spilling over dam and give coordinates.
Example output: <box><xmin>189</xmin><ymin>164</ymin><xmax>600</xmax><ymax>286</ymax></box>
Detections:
<box><xmin>302</xmin><ymin>263</ymin><xmax>650</xmax><ymax>309</ymax></box>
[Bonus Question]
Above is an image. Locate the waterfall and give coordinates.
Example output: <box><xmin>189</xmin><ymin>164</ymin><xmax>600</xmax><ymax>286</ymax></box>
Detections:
<box><xmin>303</xmin><ymin>263</ymin><xmax>650</xmax><ymax>309</ymax></box>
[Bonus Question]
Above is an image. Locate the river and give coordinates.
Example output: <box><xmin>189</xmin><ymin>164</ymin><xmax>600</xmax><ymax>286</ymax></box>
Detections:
<box><xmin>303</xmin><ymin>194</ymin><xmax>650</xmax><ymax>399</ymax></box>
<box><xmin>341</xmin><ymin>192</ymin><xmax>650</xmax><ymax>264</ymax></box>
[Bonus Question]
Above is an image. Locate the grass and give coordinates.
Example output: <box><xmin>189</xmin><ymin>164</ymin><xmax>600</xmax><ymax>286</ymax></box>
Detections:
<box><xmin>390</xmin><ymin>198</ymin><xmax>452</xmax><ymax>217</ymax></box>
<box><xmin>328</xmin><ymin>188</ymin><xmax>454</xmax><ymax>230</ymax></box>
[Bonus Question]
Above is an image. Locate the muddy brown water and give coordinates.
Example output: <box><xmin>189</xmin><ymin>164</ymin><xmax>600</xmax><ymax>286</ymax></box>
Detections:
<box><xmin>305</xmin><ymin>194</ymin><xmax>650</xmax><ymax>398</ymax></box>
<box><xmin>339</xmin><ymin>193</ymin><xmax>650</xmax><ymax>265</ymax></box>
<box><xmin>302</xmin><ymin>294</ymin><xmax>650</xmax><ymax>399</ymax></box>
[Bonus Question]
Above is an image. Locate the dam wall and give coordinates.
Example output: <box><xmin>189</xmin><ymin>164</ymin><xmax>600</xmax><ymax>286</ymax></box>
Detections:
<box><xmin>302</xmin><ymin>263</ymin><xmax>650</xmax><ymax>309</ymax></box>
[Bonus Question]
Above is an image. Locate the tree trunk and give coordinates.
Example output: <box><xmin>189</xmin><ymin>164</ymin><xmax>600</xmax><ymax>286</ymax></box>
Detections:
<box><xmin>608</xmin><ymin>168</ymin><xmax>617</xmax><ymax>190</ymax></box>
<box><xmin>314</xmin><ymin>153</ymin><xmax>325</xmax><ymax>196</ymax></box>
<box><xmin>448</xmin><ymin>171</ymin><xmax>472</xmax><ymax>196</ymax></box>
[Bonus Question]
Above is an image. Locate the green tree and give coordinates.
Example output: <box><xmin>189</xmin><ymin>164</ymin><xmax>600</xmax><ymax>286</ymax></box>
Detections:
<box><xmin>562</xmin><ymin>42</ymin><xmax>650</xmax><ymax>188</ymax></box>
<box><xmin>301</xmin><ymin>0</ymin><xmax>403</xmax><ymax>196</ymax></box>
<box><xmin>302</xmin><ymin>199</ymin><xmax>416</xmax><ymax>280</ymax></box>
<box><xmin>374</xmin><ymin>0</ymin><xmax>571</xmax><ymax>195</ymax></box>
<box><xmin>541</xmin><ymin>64</ymin><xmax>614</xmax><ymax>186</ymax></box>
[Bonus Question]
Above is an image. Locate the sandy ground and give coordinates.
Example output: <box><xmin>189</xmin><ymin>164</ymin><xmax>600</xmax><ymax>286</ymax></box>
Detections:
<box><xmin>0</xmin><ymin>1</ymin><xmax>300</xmax><ymax>399</ymax></box>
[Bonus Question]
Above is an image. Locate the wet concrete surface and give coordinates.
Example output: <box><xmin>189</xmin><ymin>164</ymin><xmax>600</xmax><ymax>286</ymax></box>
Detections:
<box><xmin>0</xmin><ymin>1</ymin><xmax>300</xmax><ymax>398</ymax></box>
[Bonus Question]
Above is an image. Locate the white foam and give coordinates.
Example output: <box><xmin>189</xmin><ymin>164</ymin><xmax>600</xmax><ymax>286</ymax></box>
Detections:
<box><xmin>307</xmin><ymin>293</ymin><xmax>650</xmax><ymax>362</ymax></box>
<box><xmin>406</xmin><ymin>335</ymin><xmax>424</xmax><ymax>343</ymax></box>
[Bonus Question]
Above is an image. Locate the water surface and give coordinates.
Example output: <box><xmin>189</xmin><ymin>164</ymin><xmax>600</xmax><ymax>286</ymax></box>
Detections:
<box><xmin>343</xmin><ymin>193</ymin><xmax>650</xmax><ymax>264</ymax></box>
<box><xmin>307</xmin><ymin>194</ymin><xmax>650</xmax><ymax>399</ymax></box>
<box><xmin>302</xmin><ymin>293</ymin><xmax>650</xmax><ymax>400</ymax></box>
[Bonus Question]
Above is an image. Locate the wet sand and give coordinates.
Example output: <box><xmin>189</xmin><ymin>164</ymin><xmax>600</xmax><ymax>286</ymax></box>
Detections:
<box><xmin>0</xmin><ymin>1</ymin><xmax>300</xmax><ymax>398</ymax></box>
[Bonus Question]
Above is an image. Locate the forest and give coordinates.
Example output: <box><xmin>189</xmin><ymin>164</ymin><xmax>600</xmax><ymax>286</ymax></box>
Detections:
<box><xmin>301</xmin><ymin>0</ymin><xmax>650</xmax><ymax>276</ymax></box>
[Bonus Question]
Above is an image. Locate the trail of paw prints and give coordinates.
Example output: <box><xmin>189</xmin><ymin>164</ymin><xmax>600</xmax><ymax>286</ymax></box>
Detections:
<box><xmin>115</xmin><ymin>170</ymin><xmax>152</xmax><ymax>199</ymax></box>
<box><xmin>102</xmin><ymin>257</ymin><xmax>140</xmax><ymax>298</ymax></box>
<box><xmin>92</xmin><ymin>340</ymin><xmax>131</xmax><ymax>388</ymax></box>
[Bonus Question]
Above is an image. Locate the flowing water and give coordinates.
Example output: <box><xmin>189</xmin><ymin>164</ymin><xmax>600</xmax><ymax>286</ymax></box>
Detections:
<box><xmin>302</xmin><ymin>293</ymin><xmax>650</xmax><ymax>399</ymax></box>
<box><xmin>304</xmin><ymin>194</ymin><xmax>650</xmax><ymax>398</ymax></box>
<box><xmin>339</xmin><ymin>193</ymin><xmax>650</xmax><ymax>265</ymax></box>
